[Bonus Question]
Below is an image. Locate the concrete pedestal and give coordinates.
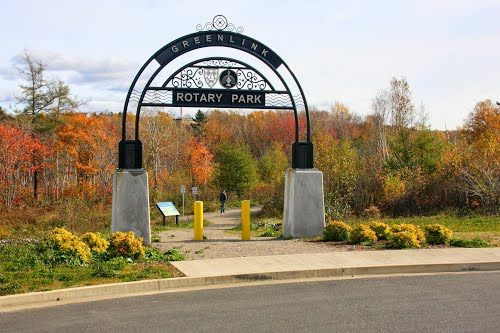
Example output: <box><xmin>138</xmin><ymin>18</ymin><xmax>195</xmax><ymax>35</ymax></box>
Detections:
<box><xmin>111</xmin><ymin>169</ymin><xmax>151</xmax><ymax>244</ymax></box>
<box><xmin>283</xmin><ymin>169</ymin><xmax>325</xmax><ymax>238</ymax></box>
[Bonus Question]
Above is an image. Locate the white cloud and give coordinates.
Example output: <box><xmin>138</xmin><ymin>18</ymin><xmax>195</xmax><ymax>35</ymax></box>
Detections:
<box><xmin>6</xmin><ymin>50</ymin><xmax>138</xmax><ymax>90</ymax></box>
<box><xmin>0</xmin><ymin>66</ymin><xmax>18</xmax><ymax>80</ymax></box>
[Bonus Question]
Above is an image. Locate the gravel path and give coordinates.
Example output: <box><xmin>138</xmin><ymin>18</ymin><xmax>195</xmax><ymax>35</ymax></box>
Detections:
<box><xmin>155</xmin><ymin>207</ymin><xmax>367</xmax><ymax>260</ymax></box>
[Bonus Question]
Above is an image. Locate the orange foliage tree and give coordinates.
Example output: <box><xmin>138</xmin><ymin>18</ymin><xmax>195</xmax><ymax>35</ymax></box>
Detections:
<box><xmin>0</xmin><ymin>124</ymin><xmax>51</xmax><ymax>208</ymax></box>
<box><xmin>189</xmin><ymin>139</ymin><xmax>214</xmax><ymax>186</ymax></box>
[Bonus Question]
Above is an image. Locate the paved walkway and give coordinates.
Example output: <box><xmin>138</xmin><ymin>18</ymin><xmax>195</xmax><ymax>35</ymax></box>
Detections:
<box><xmin>171</xmin><ymin>248</ymin><xmax>500</xmax><ymax>277</ymax></box>
<box><xmin>156</xmin><ymin>207</ymin><xmax>357</xmax><ymax>260</ymax></box>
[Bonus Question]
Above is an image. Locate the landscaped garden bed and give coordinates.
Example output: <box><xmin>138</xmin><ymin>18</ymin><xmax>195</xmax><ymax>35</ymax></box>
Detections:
<box><xmin>0</xmin><ymin>228</ymin><xmax>184</xmax><ymax>296</ymax></box>
<box><xmin>322</xmin><ymin>218</ymin><xmax>493</xmax><ymax>249</ymax></box>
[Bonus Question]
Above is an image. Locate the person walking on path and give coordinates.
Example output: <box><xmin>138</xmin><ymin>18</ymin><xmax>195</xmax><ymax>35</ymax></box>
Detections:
<box><xmin>219</xmin><ymin>190</ymin><xmax>227</xmax><ymax>213</ymax></box>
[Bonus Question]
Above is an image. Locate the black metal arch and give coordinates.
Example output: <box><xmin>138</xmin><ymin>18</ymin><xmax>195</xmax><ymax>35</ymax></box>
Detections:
<box><xmin>119</xmin><ymin>29</ymin><xmax>313</xmax><ymax>169</ymax></box>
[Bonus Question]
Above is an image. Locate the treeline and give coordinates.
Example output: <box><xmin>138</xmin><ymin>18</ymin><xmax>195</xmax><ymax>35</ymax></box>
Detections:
<box><xmin>0</xmin><ymin>53</ymin><xmax>498</xmax><ymax>219</ymax></box>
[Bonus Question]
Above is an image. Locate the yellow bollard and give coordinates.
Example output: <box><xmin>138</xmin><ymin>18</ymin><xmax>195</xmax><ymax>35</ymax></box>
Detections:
<box><xmin>241</xmin><ymin>200</ymin><xmax>250</xmax><ymax>241</ymax></box>
<box><xmin>194</xmin><ymin>201</ymin><xmax>203</xmax><ymax>241</ymax></box>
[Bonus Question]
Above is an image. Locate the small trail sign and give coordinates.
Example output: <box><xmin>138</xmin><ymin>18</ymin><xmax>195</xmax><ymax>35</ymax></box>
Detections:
<box><xmin>180</xmin><ymin>185</ymin><xmax>186</xmax><ymax>194</ymax></box>
<box><xmin>192</xmin><ymin>186</ymin><xmax>198</xmax><ymax>195</ymax></box>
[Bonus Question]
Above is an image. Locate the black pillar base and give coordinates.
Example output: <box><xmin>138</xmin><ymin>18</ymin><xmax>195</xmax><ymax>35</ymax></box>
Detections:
<box><xmin>292</xmin><ymin>141</ymin><xmax>314</xmax><ymax>169</ymax></box>
<box><xmin>118</xmin><ymin>140</ymin><xmax>143</xmax><ymax>169</ymax></box>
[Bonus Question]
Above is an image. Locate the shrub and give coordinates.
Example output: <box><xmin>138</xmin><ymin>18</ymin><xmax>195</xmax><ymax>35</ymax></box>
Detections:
<box><xmin>49</xmin><ymin>227</ymin><xmax>91</xmax><ymax>263</ymax></box>
<box><xmin>450</xmin><ymin>238</ymin><xmax>490</xmax><ymax>248</ymax></box>
<box><xmin>388</xmin><ymin>231</ymin><xmax>420</xmax><ymax>249</ymax></box>
<box><xmin>369</xmin><ymin>221</ymin><xmax>391</xmax><ymax>240</ymax></box>
<box><xmin>164</xmin><ymin>248</ymin><xmax>185</xmax><ymax>261</ymax></box>
<box><xmin>108</xmin><ymin>231</ymin><xmax>145</xmax><ymax>259</ymax></box>
<box><xmin>81</xmin><ymin>232</ymin><xmax>109</xmax><ymax>254</ymax></box>
<box><xmin>143</xmin><ymin>247</ymin><xmax>167</xmax><ymax>262</ymax></box>
<box><xmin>363</xmin><ymin>205</ymin><xmax>381</xmax><ymax>219</ymax></box>
<box><xmin>391</xmin><ymin>224</ymin><xmax>426</xmax><ymax>245</ymax></box>
<box><xmin>424</xmin><ymin>224</ymin><xmax>452</xmax><ymax>245</ymax></box>
<box><xmin>351</xmin><ymin>224</ymin><xmax>377</xmax><ymax>245</ymax></box>
<box><xmin>324</xmin><ymin>221</ymin><xmax>352</xmax><ymax>242</ymax></box>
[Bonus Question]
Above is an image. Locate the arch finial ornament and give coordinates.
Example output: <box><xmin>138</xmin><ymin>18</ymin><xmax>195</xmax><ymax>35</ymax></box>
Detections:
<box><xmin>196</xmin><ymin>15</ymin><xmax>244</xmax><ymax>33</ymax></box>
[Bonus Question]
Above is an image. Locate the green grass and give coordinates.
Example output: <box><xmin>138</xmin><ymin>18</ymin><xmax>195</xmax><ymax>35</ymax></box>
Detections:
<box><xmin>346</xmin><ymin>215</ymin><xmax>500</xmax><ymax>233</ymax></box>
<box><xmin>449</xmin><ymin>237</ymin><xmax>491</xmax><ymax>248</ymax></box>
<box><xmin>152</xmin><ymin>219</ymin><xmax>211</xmax><ymax>233</ymax></box>
<box><xmin>0</xmin><ymin>243</ymin><xmax>183</xmax><ymax>296</ymax></box>
<box><xmin>229</xmin><ymin>217</ymin><xmax>282</xmax><ymax>238</ymax></box>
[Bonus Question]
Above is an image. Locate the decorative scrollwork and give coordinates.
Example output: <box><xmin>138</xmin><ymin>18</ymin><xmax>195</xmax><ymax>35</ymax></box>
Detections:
<box><xmin>236</xmin><ymin>69</ymin><xmax>267</xmax><ymax>90</ymax></box>
<box><xmin>197</xmin><ymin>59</ymin><xmax>241</xmax><ymax>68</ymax></box>
<box><xmin>196</xmin><ymin>15</ymin><xmax>244</xmax><ymax>33</ymax></box>
<box><xmin>171</xmin><ymin>68</ymin><xmax>204</xmax><ymax>88</ymax></box>
<box><xmin>166</xmin><ymin>64</ymin><xmax>270</xmax><ymax>90</ymax></box>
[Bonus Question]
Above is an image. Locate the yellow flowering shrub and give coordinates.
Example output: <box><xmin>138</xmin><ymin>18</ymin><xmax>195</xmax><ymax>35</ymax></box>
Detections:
<box><xmin>108</xmin><ymin>231</ymin><xmax>145</xmax><ymax>259</ymax></box>
<box><xmin>391</xmin><ymin>223</ymin><xmax>426</xmax><ymax>245</ymax></box>
<box><xmin>388</xmin><ymin>230</ymin><xmax>420</xmax><ymax>249</ymax></box>
<box><xmin>351</xmin><ymin>224</ymin><xmax>377</xmax><ymax>245</ymax></box>
<box><xmin>369</xmin><ymin>221</ymin><xmax>391</xmax><ymax>240</ymax></box>
<box><xmin>324</xmin><ymin>221</ymin><xmax>352</xmax><ymax>242</ymax></box>
<box><xmin>0</xmin><ymin>226</ymin><xmax>12</xmax><ymax>240</ymax></box>
<box><xmin>49</xmin><ymin>227</ymin><xmax>91</xmax><ymax>263</ymax></box>
<box><xmin>424</xmin><ymin>224</ymin><xmax>452</xmax><ymax>245</ymax></box>
<box><xmin>81</xmin><ymin>232</ymin><xmax>109</xmax><ymax>254</ymax></box>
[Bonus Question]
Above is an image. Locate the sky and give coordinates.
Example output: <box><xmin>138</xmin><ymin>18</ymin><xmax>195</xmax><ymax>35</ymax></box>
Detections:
<box><xmin>0</xmin><ymin>0</ymin><xmax>499</xmax><ymax>129</ymax></box>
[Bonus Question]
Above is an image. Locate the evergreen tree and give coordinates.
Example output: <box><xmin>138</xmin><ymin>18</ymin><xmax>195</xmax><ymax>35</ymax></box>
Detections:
<box><xmin>191</xmin><ymin>110</ymin><xmax>207</xmax><ymax>139</ymax></box>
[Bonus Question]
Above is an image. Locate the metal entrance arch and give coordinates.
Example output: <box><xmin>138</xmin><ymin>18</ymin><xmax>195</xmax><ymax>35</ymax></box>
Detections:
<box><xmin>119</xmin><ymin>15</ymin><xmax>313</xmax><ymax>170</ymax></box>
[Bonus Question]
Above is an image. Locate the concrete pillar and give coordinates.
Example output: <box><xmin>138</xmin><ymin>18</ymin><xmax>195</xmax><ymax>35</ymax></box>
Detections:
<box><xmin>282</xmin><ymin>169</ymin><xmax>325</xmax><ymax>238</ymax></box>
<box><xmin>111</xmin><ymin>169</ymin><xmax>151</xmax><ymax>244</ymax></box>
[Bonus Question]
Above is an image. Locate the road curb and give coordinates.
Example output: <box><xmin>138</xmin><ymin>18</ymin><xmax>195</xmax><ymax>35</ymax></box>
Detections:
<box><xmin>1</xmin><ymin>260</ymin><xmax>499</xmax><ymax>311</ymax></box>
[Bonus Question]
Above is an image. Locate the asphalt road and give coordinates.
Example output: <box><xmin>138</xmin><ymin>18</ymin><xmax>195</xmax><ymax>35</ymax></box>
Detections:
<box><xmin>1</xmin><ymin>272</ymin><xmax>499</xmax><ymax>332</ymax></box>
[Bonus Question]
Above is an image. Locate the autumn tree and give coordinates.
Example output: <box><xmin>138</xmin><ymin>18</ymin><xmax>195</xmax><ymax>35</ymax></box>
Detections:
<box><xmin>14</xmin><ymin>51</ymin><xmax>78</xmax><ymax>199</ymax></box>
<box><xmin>456</xmin><ymin>100</ymin><xmax>499</xmax><ymax>209</ymax></box>
<box><xmin>189</xmin><ymin>139</ymin><xmax>214</xmax><ymax>186</ymax></box>
<box><xmin>330</xmin><ymin>102</ymin><xmax>360</xmax><ymax>140</ymax></box>
<box><xmin>371</xmin><ymin>91</ymin><xmax>390</xmax><ymax>161</ymax></box>
<box><xmin>258</xmin><ymin>143</ymin><xmax>288</xmax><ymax>185</ymax></box>
<box><xmin>314</xmin><ymin>133</ymin><xmax>360</xmax><ymax>219</ymax></box>
<box><xmin>389</xmin><ymin>76</ymin><xmax>415</xmax><ymax>131</ymax></box>
<box><xmin>142</xmin><ymin>110</ymin><xmax>175</xmax><ymax>188</ymax></box>
<box><xmin>0</xmin><ymin>124</ymin><xmax>50</xmax><ymax>208</ymax></box>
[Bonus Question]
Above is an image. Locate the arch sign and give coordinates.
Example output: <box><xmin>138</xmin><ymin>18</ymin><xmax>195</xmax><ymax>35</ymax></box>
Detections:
<box><xmin>112</xmin><ymin>16</ymin><xmax>325</xmax><ymax>243</ymax></box>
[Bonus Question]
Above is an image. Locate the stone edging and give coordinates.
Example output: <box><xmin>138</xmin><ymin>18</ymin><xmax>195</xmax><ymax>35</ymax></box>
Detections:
<box><xmin>1</xmin><ymin>261</ymin><xmax>499</xmax><ymax>311</ymax></box>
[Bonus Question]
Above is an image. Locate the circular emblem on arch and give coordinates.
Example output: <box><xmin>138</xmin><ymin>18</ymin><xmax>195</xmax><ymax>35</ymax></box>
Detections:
<box><xmin>219</xmin><ymin>69</ymin><xmax>237</xmax><ymax>88</ymax></box>
<box><xmin>213</xmin><ymin>15</ymin><xmax>228</xmax><ymax>30</ymax></box>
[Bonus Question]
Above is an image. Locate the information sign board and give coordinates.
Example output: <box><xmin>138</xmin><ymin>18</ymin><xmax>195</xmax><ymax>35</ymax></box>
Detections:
<box><xmin>156</xmin><ymin>202</ymin><xmax>180</xmax><ymax>217</ymax></box>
